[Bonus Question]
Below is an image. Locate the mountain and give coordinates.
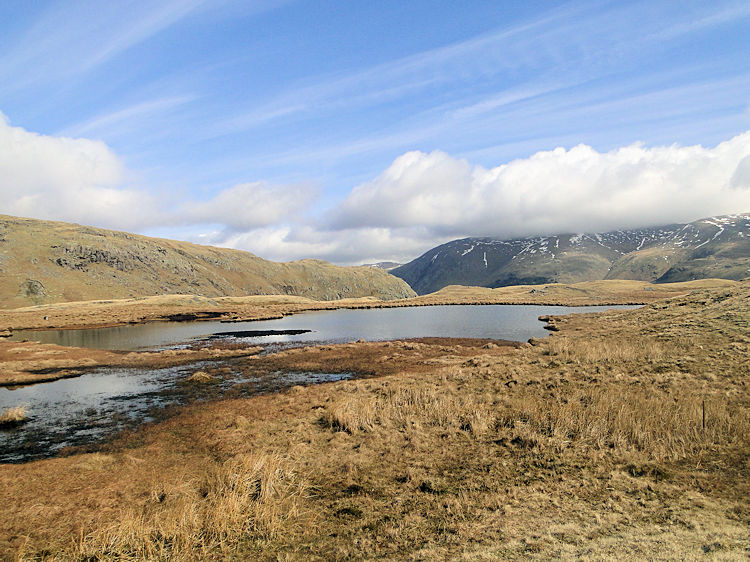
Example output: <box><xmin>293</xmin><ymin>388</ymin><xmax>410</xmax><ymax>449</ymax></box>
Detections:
<box><xmin>392</xmin><ymin>214</ymin><xmax>750</xmax><ymax>295</ymax></box>
<box><xmin>0</xmin><ymin>215</ymin><xmax>416</xmax><ymax>309</ymax></box>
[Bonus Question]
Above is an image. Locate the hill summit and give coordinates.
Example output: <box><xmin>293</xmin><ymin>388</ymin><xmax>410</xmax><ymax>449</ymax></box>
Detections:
<box><xmin>392</xmin><ymin>214</ymin><xmax>750</xmax><ymax>294</ymax></box>
<box><xmin>0</xmin><ymin>215</ymin><xmax>415</xmax><ymax>309</ymax></box>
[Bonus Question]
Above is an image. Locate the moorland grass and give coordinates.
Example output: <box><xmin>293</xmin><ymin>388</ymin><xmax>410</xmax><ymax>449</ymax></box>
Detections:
<box><xmin>2</xmin><ymin>283</ymin><xmax>749</xmax><ymax>560</ymax></box>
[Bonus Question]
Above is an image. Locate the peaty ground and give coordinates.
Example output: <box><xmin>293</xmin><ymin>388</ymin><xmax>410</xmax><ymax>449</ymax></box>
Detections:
<box><xmin>0</xmin><ymin>282</ymin><xmax>748</xmax><ymax>560</ymax></box>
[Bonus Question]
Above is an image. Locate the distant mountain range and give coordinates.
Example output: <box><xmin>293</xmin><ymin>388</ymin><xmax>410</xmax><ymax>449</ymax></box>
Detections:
<box><xmin>0</xmin><ymin>215</ymin><xmax>415</xmax><ymax>309</ymax></box>
<box><xmin>391</xmin><ymin>214</ymin><xmax>750</xmax><ymax>295</ymax></box>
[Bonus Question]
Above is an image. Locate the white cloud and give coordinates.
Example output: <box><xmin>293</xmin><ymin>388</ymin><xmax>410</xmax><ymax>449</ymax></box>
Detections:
<box><xmin>0</xmin><ymin>113</ymin><xmax>316</xmax><ymax>234</ymax></box>
<box><xmin>0</xmin><ymin>112</ymin><xmax>158</xmax><ymax>230</ymax></box>
<box><xmin>179</xmin><ymin>181</ymin><xmax>317</xmax><ymax>231</ymax></box>
<box><xmin>4</xmin><ymin>109</ymin><xmax>750</xmax><ymax>267</ymax></box>
<box><xmin>186</xmin><ymin>130</ymin><xmax>750</xmax><ymax>265</ymax></box>
<box><xmin>216</xmin><ymin>225</ymin><xmax>443</xmax><ymax>265</ymax></box>
<box><xmin>329</xmin><ymin>131</ymin><xmax>750</xmax><ymax>240</ymax></box>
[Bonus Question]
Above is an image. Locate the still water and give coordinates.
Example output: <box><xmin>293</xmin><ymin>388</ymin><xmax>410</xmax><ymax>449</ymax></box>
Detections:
<box><xmin>0</xmin><ymin>363</ymin><xmax>352</xmax><ymax>463</ymax></box>
<box><xmin>2</xmin><ymin>304</ymin><xmax>636</xmax><ymax>462</ymax></box>
<box><xmin>9</xmin><ymin>304</ymin><xmax>634</xmax><ymax>350</ymax></box>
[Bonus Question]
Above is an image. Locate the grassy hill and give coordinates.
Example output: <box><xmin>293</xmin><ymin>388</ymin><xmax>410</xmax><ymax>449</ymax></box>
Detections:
<box><xmin>0</xmin><ymin>215</ymin><xmax>415</xmax><ymax>309</ymax></box>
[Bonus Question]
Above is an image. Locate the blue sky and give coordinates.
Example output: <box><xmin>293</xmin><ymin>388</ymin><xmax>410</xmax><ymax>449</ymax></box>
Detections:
<box><xmin>1</xmin><ymin>0</ymin><xmax>750</xmax><ymax>264</ymax></box>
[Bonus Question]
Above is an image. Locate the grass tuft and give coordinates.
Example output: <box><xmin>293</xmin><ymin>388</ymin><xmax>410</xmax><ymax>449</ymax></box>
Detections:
<box><xmin>186</xmin><ymin>370</ymin><xmax>217</xmax><ymax>384</ymax></box>
<box><xmin>324</xmin><ymin>396</ymin><xmax>376</xmax><ymax>433</ymax></box>
<box><xmin>0</xmin><ymin>405</ymin><xmax>28</xmax><ymax>427</ymax></box>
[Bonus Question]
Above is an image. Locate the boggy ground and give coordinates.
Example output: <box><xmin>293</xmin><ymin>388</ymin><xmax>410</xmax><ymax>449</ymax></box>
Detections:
<box><xmin>1</xmin><ymin>283</ymin><xmax>749</xmax><ymax>560</ymax></box>
<box><xmin>0</xmin><ymin>340</ymin><xmax>262</xmax><ymax>386</ymax></box>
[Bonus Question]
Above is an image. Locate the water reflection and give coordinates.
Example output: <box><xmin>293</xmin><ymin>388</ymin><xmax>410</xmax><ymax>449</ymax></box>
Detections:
<box><xmin>0</xmin><ymin>365</ymin><xmax>179</xmax><ymax>463</ymax></box>
<box><xmin>10</xmin><ymin>304</ymin><xmax>637</xmax><ymax>351</ymax></box>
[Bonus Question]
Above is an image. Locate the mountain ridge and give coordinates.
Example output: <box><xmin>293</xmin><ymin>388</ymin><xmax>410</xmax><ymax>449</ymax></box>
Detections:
<box><xmin>392</xmin><ymin>213</ymin><xmax>750</xmax><ymax>294</ymax></box>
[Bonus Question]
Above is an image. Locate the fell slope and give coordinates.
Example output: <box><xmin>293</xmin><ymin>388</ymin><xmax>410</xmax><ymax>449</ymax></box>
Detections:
<box><xmin>0</xmin><ymin>215</ymin><xmax>415</xmax><ymax>308</ymax></box>
<box><xmin>393</xmin><ymin>213</ymin><xmax>750</xmax><ymax>294</ymax></box>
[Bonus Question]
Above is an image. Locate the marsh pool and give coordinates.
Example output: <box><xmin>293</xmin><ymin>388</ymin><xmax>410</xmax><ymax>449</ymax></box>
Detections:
<box><xmin>2</xmin><ymin>304</ymin><xmax>637</xmax><ymax>462</ymax></box>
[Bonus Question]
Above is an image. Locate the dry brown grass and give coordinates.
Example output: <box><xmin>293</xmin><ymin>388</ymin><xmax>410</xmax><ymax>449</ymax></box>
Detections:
<box><xmin>72</xmin><ymin>453</ymin><xmax>309</xmax><ymax>560</ymax></box>
<box><xmin>186</xmin><ymin>370</ymin><xmax>216</xmax><ymax>384</ymax></box>
<box><xmin>0</xmin><ymin>405</ymin><xmax>27</xmax><ymax>427</ymax></box>
<box><xmin>498</xmin><ymin>388</ymin><xmax>747</xmax><ymax>461</ymax></box>
<box><xmin>545</xmin><ymin>336</ymin><xmax>667</xmax><ymax>365</ymax></box>
<box><xmin>324</xmin><ymin>383</ymin><xmax>746</xmax><ymax>462</ymax></box>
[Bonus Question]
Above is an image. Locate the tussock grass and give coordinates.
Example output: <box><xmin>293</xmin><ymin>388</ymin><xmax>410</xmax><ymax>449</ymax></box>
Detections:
<box><xmin>0</xmin><ymin>405</ymin><xmax>27</xmax><ymax>427</ymax></box>
<box><xmin>186</xmin><ymin>370</ymin><xmax>216</xmax><ymax>384</ymax></box>
<box><xmin>323</xmin><ymin>395</ymin><xmax>376</xmax><ymax>433</ymax></box>
<box><xmin>325</xmin><ymin>385</ymin><xmax>746</xmax><ymax>462</ymax></box>
<box><xmin>73</xmin><ymin>453</ymin><xmax>309</xmax><ymax>560</ymax></box>
<box><xmin>498</xmin><ymin>389</ymin><xmax>747</xmax><ymax>461</ymax></box>
<box><xmin>546</xmin><ymin>336</ymin><xmax>667</xmax><ymax>364</ymax></box>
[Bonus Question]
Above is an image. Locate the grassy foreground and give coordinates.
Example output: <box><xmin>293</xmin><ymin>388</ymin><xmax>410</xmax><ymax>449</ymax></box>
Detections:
<box><xmin>1</xmin><ymin>282</ymin><xmax>749</xmax><ymax>560</ymax></box>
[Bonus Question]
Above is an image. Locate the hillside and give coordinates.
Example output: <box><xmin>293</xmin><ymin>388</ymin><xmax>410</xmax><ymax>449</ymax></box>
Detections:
<box><xmin>392</xmin><ymin>213</ymin><xmax>750</xmax><ymax>294</ymax></box>
<box><xmin>0</xmin><ymin>215</ymin><xmax>415</xmax><ymax>309</ymax></box>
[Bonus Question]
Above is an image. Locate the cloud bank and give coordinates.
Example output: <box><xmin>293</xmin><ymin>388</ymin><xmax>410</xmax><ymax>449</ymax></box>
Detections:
<box><xmin>330</xmin><ymin>132</ymin><xmax>750</xmax><ymax>241</ymax></box>
<box><xmin>249</xmin><ymin>130</ymin><xmax>750</xmax><ymax>263</ymax></box>
<box><xmin>2</xmin><ymin>110</ymin><xmax>750</xmax><ymax>265</ymax></box>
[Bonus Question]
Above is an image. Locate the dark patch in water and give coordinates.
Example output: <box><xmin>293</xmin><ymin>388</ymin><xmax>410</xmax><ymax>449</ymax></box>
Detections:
<box><xmin>163</xmin><ymin>311</ymin><xmax>225</xmax><ymax>322</ymax></box>
<box><xmin>206</xmin><ymin>329</ymin><xmax>312</xmax><ymax>339</ymax></box>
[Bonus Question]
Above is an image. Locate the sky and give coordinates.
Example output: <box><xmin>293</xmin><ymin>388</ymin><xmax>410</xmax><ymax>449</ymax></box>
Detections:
<box><xmin>1</xmin><ymin>0</ymin><xmax>750</xmax><ymax>265</ymax></box>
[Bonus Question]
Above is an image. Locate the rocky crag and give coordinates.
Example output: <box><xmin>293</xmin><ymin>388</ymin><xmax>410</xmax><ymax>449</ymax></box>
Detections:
<box><xmin>0</xmin><ymin>215</ymin><xmax>415</xmax><ymax>309</ymax></box>
<box><xmin>392</xmin><ymin>213</ymin><xmax>750</xmax><ymax>294</ymax></box>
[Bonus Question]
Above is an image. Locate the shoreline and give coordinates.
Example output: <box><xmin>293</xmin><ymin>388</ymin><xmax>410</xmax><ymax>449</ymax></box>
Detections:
<box><xmin>0</xmin><ymin>278</ymin><xmax>737</xmax><ymax>333</ymax></box>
